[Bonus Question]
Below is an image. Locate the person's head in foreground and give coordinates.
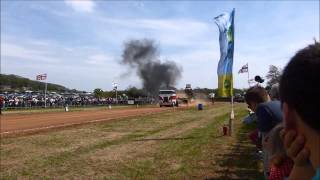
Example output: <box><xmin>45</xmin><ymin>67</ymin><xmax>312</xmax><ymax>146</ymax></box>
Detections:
<box><xmin>244</xmin><ymin>86</ymin><xmax>270</xmax><ymax>112</ymax></box>
<box><xmin>280</xmin><ymin>42</ymin><xmax>320</xmax><ymax>175</ymax></box>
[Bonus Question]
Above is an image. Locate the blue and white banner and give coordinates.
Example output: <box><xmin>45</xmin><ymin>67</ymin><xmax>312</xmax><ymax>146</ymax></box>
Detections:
<box><xmin>214</xmin><ymin>8</ymin><xmax>235</xmax><ymax>97</ymax></box>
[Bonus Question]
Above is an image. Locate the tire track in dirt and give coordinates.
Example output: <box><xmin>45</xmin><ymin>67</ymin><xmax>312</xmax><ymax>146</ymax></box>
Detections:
<box><xmin>20</xmin><ymin>105</ymin><xmax>231</xmax><ymax>178</ymax></box>
<box><xmin>1</xmin><ymin>107</ymin><xmax>180</xmax><ymax>136</ymax></box>
<box><xmin>1</xmin><ymin>103</ymin><xmax>247</xmax><ymax>178</ymax></box>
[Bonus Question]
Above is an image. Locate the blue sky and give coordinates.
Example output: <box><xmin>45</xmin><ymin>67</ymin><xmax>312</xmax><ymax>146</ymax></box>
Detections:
<box><xmin>1</xmin><ymin>0</ymin><xmax>319</xmax><ymax>92</ymax></box>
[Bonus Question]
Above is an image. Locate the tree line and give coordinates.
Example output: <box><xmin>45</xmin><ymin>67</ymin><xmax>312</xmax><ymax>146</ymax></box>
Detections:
<box><xmin>0</xmin><ymin>74</ymin><xmax>69</xmax><ymax>92</ymax></box>
<box><xmin>1</xmin><ymin>64</ymin><xmax>281</xmax><ymax>98</ymax></box>
<box><xmin>93</xmin><ymin>87</ymin><xmax>246</xmax><ymax>99</ymax></box>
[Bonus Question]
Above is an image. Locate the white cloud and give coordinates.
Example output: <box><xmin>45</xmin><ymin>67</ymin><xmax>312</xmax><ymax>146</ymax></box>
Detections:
<box><xmin>1</xmin><ymin>35</ymin><xmax>127</xmax><ymax>91</ymax></box>
<box><xmin>96</xmin><ymin>17</ymin><xmax>213</xmax><ymax>47</ymax></box>
<box><xmin>65</xmin><ymin>0</ymin><xmax>95</xmax><ymax>13</ymax></box>
<box><xmin>85</xmin><ymin>54</ymin><xmax>114</xmax><ymax>65</ymax></box>
<box><xmin>2</xmin><ymin>42</ymin><xmax>59</xmax><ymax>63</ymax></box>
<box><xmin>168</xmin><ymin>49</ymin><xmax>218</xmax><ymax>64</ymax></box>
<box><xmin>98</xmin><ymin>17</ymin><xmax>209</xmax><ymax>32</ymax></box>
<box><xmin>166</xmin><ymin>49</ymin><xmax>220</xmax><ymax>88</ymax></box>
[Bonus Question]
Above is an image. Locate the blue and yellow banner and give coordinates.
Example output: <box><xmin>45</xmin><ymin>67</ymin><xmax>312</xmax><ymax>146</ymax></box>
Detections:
<box><xmin>214</xmin><ymin>9</ymin><xmax>235</xmax><ymax>97</ymax></box>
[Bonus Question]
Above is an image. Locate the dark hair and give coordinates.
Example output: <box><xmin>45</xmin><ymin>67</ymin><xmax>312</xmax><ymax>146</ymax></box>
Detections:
<box><xmin>280</xmin><ymin>42</ymin><xmax>320</xmax><ymax>132</ymax></box>
<box><xmin>244</xmin><ymin>86</ymin><xmax>269</xmax><ymax>104</ymax></box>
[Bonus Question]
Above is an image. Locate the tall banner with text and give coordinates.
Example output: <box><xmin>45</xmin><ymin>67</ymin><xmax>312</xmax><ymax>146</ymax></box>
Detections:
<box><xmin>214</xmin><ymin>9</ymin><xmax>235</xmax><ymax>97</ymax></box>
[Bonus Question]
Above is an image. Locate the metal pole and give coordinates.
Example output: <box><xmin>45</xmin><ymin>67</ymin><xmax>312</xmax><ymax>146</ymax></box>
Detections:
<box><xmin>44</xmin><ymin>80</ymin><xmax>47</xmax><ymax>108</ymax></box>
<box><xmin>116</xmin><ymin>89</ymin><xmax>118</xmax><ymax>104</ymax></box>
<box><xmin>229</xmin><ymin>96</ymin><xmax>234</xmax><ymax>136</ymax></box>
<box><xmin>113</xmin><ymin>82</ymin><xmax>118</xmax><ymax>105</ymax></box>
<box><xmin>247</xmin><ymin>63</ymin><xmax>250</xmax><ymax>87</ymax></box>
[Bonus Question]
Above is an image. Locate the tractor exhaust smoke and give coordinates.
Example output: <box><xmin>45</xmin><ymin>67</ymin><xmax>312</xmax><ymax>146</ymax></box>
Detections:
<box><xmin>120</xmin><ymin>39</ymin><xmax>182</xmax><ymax>95</ymax></box>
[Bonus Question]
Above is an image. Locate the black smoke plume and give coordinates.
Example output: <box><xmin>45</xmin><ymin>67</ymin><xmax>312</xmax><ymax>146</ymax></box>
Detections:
<box><xmin>121</xmin><ymin>39</ymin><xmax>182</xmax><ymax>95</ymax></box>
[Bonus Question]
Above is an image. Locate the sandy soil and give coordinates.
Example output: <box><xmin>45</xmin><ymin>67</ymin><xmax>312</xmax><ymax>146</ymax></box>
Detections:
<box><xmin>0</xmin><ymin>107</ymin><xmax>175</xmax><ymax>135</ymax></box>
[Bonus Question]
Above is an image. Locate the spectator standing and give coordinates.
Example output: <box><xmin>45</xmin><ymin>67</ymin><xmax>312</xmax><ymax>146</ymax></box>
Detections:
<box><xmin>245</xmin><ymin>86</ymin><xmax>283</xmax><ymax>178</ymax></box>
<box><xmin>0</xmin><ymin>96</ymin><xmax>4</xmax><ymax>115</ymax></box>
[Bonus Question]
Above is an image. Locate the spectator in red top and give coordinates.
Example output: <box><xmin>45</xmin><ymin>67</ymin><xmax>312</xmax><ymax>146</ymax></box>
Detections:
<box><xmin>0</xmin><ymin>96</ymin><xmax>4</xmax><ymax>115</ymax></box>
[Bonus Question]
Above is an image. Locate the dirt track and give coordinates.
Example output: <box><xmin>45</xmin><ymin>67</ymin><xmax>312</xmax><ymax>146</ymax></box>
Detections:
<box><xmin>0</xmin><ymin>107</ymin><xmax>172</xmax><ymax>135</ymax></box>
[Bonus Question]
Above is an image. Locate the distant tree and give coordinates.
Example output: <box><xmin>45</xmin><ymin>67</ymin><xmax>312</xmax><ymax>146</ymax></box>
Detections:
<box><xmin>103</xmin><ymin>91</ymin><xmax>114</xmax><ymax>97</ymax></box>
<box><xmin>126</xmin><ymin>87</ymin><xmax>147</xmax><ymax>98</ymax></box>
<box><xmin>93</xmin><ymin>88</ymin><xmax>104</xmax><ymax>98</ymax></box>
<box><xmin>233</xmin><ymin>88</ymin><xmax>245</xmax><ymax>95</ymax></box>
<box><xmin>266</xmin><ymin>65</ymin><xmax>282</xmax><ymax>88</ymax></box>
<box><xmin>0</xmin><ymin>74</ymin><xmax>69</xmax><ymax>92</ymax></box>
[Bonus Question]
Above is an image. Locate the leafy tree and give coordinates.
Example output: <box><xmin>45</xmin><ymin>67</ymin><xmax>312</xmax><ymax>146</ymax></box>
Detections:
<box><xmin>233</xmin><ymin>88</ymin><xmax>245</xmax><ymax>95</ymax></box>
<box><xmin>266</xmin><ymin>65</ymin><xmax>282</xmax><ymax>87</ymax></box>
<box><xmin>126</xmin><ymin>86</ymin><xmax>147</xmax><ymax>98</ymax></box>
<box><xmin>103</xmin><ymin>91</ymin><xmax>114</xmax><ymax>97</ymax></box>
<box><xmin>0</xmin><ymin>74</ymin><xmax>69</xmax><ymax>92</ymax></box>
<box><xmin>93</xmin><ymin>88</ymin><xmax>104</xmax><ymax>98</ymax></box>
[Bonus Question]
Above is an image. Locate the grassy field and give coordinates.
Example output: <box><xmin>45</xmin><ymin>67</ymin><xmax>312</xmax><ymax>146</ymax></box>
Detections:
<box><xmin>0</xmin><ymin>103</ymin><xmax>263</xmax><ymax>179</ymax></box>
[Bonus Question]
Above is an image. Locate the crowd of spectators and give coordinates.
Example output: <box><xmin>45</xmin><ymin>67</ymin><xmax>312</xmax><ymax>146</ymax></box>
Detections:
<box><xmin>0</xmin><ymin>91</ymin><xmax>154</xmax><ymax>109</ymax></box>
<box><xmin>243</xmin><ymin>42</ymin><xmax>319</xmax><ymax>180</ymax></box>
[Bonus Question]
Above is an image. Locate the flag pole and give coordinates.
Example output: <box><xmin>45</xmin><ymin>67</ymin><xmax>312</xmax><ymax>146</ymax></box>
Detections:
<box><xmin>115</xmin><ymin>87</ymin><xmax>118</xmax><ymax>105</ymax></box>
<box><xmin>44</xmin><ymin>77</ymin><xmax>47</xmax><ymax>108</ymax></box>
<box><xmin>247</xmin><ymin>63</ymin><xmax>250</xmax><ymax>87</ymax></box>
<box><xmin>229</xmin><ymin>71</ymin><xmax>234</xmax><ymax>136</ymax></box>
<box><xmin>229</xmin><ymin>95</ymin><xmax>234</xmax><ymax>136</ymax></box>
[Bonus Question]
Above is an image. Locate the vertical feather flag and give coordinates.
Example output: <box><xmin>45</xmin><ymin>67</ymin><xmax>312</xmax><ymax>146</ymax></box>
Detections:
<box><xmin>214</xmin><ymin>9</ymin><xmax>235</xmax><ymax>97</ymax></box>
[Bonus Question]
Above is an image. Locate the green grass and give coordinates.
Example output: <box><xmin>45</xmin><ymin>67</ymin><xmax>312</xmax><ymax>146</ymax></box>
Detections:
<box><xmin>117</xmin><ymin>110</ymin><xmax>237</xmax><ymax>179</ymax></box>
<box><xmin>0</xmin><ymin>103</ymin><xmax>263</xmax><ymax>179</ymax></box>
